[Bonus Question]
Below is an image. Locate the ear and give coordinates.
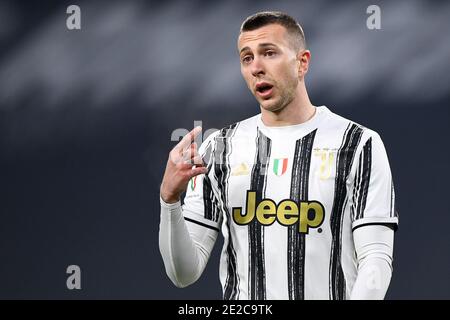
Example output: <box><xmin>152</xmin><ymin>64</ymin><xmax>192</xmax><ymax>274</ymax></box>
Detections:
<box><xmin>297</xmin><ymin>50</ymin><xmax>311</xmax><ymax>77</ymax></box>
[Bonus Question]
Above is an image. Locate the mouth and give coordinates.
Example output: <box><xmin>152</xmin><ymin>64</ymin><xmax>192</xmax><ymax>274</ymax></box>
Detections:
<box><xmin>255</xmin><ymin>82</ymin><xmax>274</xmax><ymax>99</ymax></box>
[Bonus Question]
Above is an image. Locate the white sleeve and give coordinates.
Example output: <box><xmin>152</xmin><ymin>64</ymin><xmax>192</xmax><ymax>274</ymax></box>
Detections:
<box><xmin>158</xmin><ymin>131</ymin><xmax>222</xmax><ymax>288</ymax></box>
<box><xmin>159</xmin><ymin>197</ymin><xmax>219</xmax><ymax>288</ymax></box>
<box><xmin>350</xmin><ymin>224</ymin><xmax>394</xmax><ymax>300</ymax></box>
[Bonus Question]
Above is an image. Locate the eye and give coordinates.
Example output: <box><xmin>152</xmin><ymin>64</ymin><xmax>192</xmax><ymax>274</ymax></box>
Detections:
<box><xmin>264</xmin><ymin>50</ymin><xmax>276</xmax><ymax>57</ymax></box>
<box><xmin>242</xmin><ymin>55</ymin><xmax>253</xmax><ymax>64</ymax></box>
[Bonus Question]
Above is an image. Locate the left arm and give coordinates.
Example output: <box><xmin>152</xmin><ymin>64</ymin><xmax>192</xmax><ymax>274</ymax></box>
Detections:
<box><xmin>350</xmin><ymin>224</ymin><xmax>395</xmax><ymax>300</ymax></box>
<box><xmin>348</xmin><ymin>131</ymin><xmax>399</xmax><ymax>299</ymax></box>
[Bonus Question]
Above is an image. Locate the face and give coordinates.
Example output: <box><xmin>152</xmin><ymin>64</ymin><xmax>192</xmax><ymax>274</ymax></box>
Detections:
<box><xmin>238</xmin><ymin>24</ymin><xmax>303</xmax><ymax>112</ymax></box>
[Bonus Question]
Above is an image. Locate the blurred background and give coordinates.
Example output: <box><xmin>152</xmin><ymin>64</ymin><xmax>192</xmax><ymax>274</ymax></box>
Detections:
<box><xmin>0</xmin><ymin>0</ymin><xmax>449</xmax><ymax>299</ymax></box>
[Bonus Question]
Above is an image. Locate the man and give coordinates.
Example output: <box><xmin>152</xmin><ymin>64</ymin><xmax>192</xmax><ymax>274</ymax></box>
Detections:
<box><xmin>159</xmin><ymin>11</ymin><xmax>398</xmax><ymax>300</ymax></box>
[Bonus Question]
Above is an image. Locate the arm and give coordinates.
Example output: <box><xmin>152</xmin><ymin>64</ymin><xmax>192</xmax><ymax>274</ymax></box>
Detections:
<box><xmin>350</xmin><ymin>224</ymin><xmax>395</xmax><ymax>300</ymax></box>
<box><xmin>158</xmin><ymin>127</ymin><xmax>220</xmax><ymax>287</ymax></box>
<box><xmin>348</xmin><ymin>131</ymin><xmax>399</xmax><ymax>299</ymax></box>
<box><xmin>159</xmin><ymin>198</ymin><xmax>218</xmax><ymax>288</ymax></box>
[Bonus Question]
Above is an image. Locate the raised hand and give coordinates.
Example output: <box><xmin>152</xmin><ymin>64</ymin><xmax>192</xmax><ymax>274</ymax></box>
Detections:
<box><xmin>160</xmin><ymin>126</ymin><xmax>208</xmax><ymax>203</ymax></box>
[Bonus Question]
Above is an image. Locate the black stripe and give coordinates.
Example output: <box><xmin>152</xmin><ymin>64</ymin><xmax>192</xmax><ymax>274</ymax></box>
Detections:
<box><xmin>248</xmin><ymin>129</ymin><xmax>271</xmax><ymax>300</ymax></box>
<box><xmin>202</xmin><ymin>141</ymin><xmax>219</xmax><ymax>222</ymax></box>
<box><xmin>203</xmin><ymin>175</ymin><xmax>215</xmax><ymax>221</ymax></box>
<box><xmin>212</xmin><ymin>194</ymin><xmax>220</xmax><ymax>222</ymax></box>
<box><xmin>350</xmin><ymin>153</ymin><xmax>361</xmax><ymax>222</ymax></box>
<box><xmin>352</xmin><ymin>222</ymin><xmax>398</xmax><ymax>232</ymax></box>
<box><xmin>184</xmin><ymin>217</ymin><xmax>220</xmax><ymax>232</ymax></box>
<box><xmin>356</xmin><ymin>151</ymin><xmax>364</xmax><ymax>219</ymax></box>
<box><xmin>288</xmin><ymin>129</ymin><xmax>316</xmax><ymax>300</ymax></box>
<box><xmin>356</xmin><ymin>138</ymin><xmax>372</xmax><ymax>220</ymax></box>
<box><xmin>203</xmin><ymin>178</ymin><xmax>220</xmax><ymax>222</ymax></box>
<box><xmin>390</xmin><ymin>180</ymin><xmax>398</xmax><ymax>219</ymax></box>
<box><xmin>329</xmin><ymin>123</ymin><xmax>364</xmax><ymax>300</ymax></box>
<box><xmin>214</xmin><ymin>123</ymin><xmax>240</xmax><ymax>300</ymax></box>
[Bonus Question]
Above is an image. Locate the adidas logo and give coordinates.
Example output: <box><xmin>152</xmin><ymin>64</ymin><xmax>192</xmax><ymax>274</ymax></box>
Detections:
<box><xmin>231</xmin><ymin>162</ymin><xmax>249</xmax><ymax>176</ymax></box>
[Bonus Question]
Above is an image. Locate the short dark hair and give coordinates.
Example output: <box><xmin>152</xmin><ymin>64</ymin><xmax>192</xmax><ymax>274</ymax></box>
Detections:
<box><xmin>240</xmin><ymin>11</ymin><xmax>306</xmax><ymax>51</ymax></box>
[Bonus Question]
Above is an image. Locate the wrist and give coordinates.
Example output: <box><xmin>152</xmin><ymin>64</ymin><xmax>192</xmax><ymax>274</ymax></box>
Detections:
<box><xmin>160</xmin><ymin>187</ymin><xmax>180</xmax><ymax>204</ymax></box>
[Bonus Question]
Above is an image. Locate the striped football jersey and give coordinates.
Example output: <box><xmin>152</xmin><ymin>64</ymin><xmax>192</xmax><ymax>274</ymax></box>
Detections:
<box><xmin>182</xmin><ymin>106</ymin><xmax>398</xmax><ymax>300</ymax></box>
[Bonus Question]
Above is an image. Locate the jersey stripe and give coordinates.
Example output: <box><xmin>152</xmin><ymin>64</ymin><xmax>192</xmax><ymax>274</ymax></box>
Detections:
<box><xmin>287</xmin><ymin>129</ymin><xmax>317</xmax><ymax>300</ymax></box>
<box><xmin>353</xmin><ymin>137</ymin><xmax>372</xmax><ymax>221</ymax></box>
<box><xmin>351</xmin><ymin>155</ymin><xmax>361</xmax><ymax>222</ymax></box>
<box><xmin>203</xmin><ymin>140</ymin><xmax>221</xmax><ymax>222</ymax></box>
<box><xmin>357</xmin><ymin>137</ymin><xmax>372</xmax><ymax>220</ymax></box>
<box><xmin>184</xmin><ymin>217</ymin><xmax>220</xmax><ymax>232</ymax></box>
<box><xmin>248</xmin><ymin>129</ymin><xmax>272</xmax><ymax>300</ymax></box>
<box><xmin>215</xmin><ymin>123</ymin><xmax>240</xmax><ymax>300</ymax></box>
<box><xmin>329</xmin><ymin>123</ymin><xmax>364</xmax><ymax>300</ymax></box>
<box><xmin>390</xmin><ymin>181</ymin><xmax>397</xmax><ymax>218</ymax></box>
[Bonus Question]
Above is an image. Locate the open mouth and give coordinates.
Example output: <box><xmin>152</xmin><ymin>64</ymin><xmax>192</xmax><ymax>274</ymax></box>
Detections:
<box><xmin>255</xmin><ymin>82</ymin><xmax>274</xmax><ymax>98</ymax></box>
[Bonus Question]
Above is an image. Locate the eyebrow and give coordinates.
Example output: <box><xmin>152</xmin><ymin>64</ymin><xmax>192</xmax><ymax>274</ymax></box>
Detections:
<box><xmin>239</xmin><ymin>42</ymin><xmax>279</xmax><ymax>55</ymax></box>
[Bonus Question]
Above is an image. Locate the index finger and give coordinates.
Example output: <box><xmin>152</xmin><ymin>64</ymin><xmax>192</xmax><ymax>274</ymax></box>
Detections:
<box><xmin>176</xmin><ymin>126</ymin><xmax>202</xmax><ymax>150</ymax></box>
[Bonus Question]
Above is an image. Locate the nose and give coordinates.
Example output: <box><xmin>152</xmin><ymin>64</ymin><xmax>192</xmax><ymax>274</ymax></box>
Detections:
<box><xmin>250</xmin><ymin>57</ymin><xmax>265</xmax><ymax>77</ymax></box>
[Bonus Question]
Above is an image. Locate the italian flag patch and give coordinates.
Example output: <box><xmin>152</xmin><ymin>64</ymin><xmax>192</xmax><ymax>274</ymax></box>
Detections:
<box><xmin>273</xmin><ymin>158</ymin><xmax>288</xmax><ymax>176</ymax></box>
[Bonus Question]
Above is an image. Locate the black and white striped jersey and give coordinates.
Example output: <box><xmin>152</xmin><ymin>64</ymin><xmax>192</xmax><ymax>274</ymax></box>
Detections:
<box><xmin>182</xmin><ymin>106</ymin><xmax>398</xmax><ymax>300</ymax></box>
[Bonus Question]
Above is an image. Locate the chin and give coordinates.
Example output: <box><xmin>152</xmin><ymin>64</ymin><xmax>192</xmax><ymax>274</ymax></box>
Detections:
<box><xmin>260</xmin><ymin>99</ymin><xmax>284</xmax><ymax>113</ymax></box>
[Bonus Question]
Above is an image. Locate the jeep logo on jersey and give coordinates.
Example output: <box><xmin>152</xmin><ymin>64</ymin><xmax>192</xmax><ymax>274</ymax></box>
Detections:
<box><xmin>273</xmin><ymin>158</ymin><xmax>288</xmax><ymax>176</ymax></box>
<box><xmin>232</xmin><ymin>190</ymin><xmax>325</xmax><ymax>234</ymax></box>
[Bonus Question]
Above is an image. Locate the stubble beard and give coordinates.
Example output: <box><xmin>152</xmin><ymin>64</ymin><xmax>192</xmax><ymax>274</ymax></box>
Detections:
<box><xmin>259</xmin><ymin>82</ymin><xmax>296</xmax><ymax>114</ymax></box>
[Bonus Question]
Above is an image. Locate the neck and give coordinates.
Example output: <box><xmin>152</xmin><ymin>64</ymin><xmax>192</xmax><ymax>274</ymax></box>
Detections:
<box><xmin>260</xmin><ymin>84</ymin><xmax>316</xmax><ymax>127</ymax></box>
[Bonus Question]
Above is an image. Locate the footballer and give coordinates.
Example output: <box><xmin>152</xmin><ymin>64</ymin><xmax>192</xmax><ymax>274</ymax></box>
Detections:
<box><xmin>159</xmin><ymin>11</ymin><xmax>398</xmax><ymax>300</ymax></box>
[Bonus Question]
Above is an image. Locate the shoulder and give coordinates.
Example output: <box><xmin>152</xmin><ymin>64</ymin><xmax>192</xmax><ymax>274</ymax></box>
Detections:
<box><xmin>324</xmin><ymin>106</ymin><xmax>384</xmax><ymax>146</ymax></box>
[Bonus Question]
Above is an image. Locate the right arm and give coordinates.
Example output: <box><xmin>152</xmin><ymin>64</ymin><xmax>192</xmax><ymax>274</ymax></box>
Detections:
<box><xmin>159</xmin><ymin>198</ymin><xmax>219</xmax><ymax>287</ymax></box>
<box><xmin>158</xmin><ymin>127</ymin><xmax>220</xmax><ymax>288</ymax></box>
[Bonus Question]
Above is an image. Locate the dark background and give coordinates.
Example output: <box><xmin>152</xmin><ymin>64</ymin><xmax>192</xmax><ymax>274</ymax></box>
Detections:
<box><xmin>0</xmin><ymin>0</ymin><xmax>449</xmax><ymax>299</ymax></box>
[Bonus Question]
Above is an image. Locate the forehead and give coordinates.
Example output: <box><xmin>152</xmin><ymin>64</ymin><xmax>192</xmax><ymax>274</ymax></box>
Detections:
<box><xmin>238</xmin><ymin>24</ymin><xmax>289</xmax><ymax>51</ymax></box>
